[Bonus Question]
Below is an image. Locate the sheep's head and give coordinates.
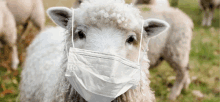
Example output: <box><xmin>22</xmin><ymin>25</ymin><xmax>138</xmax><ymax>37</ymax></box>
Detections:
<box><xmin>47</xmin><ymin>0</ymin><xmax>169</xmax><ymax>63</ymax></box>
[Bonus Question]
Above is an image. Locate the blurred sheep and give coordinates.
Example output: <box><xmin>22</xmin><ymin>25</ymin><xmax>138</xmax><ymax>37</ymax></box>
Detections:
<box><xmin>134</xmin><ymin>1</ymin><xmax>194</xmax><ymax>100</ymax></box>
<box><xmin>6</xmin><ymin>0</ymin><xmax>45</xmax><ymax>37</ymax></box>
<box><xmin>0</xmin><ymin>0</ymin><xmax>19</xmax><ymax>70</ymax></box>
<box><xmin>198</xmin><ymin>0</ymin><xmax>220</xmax><ymax>26</ymax></box>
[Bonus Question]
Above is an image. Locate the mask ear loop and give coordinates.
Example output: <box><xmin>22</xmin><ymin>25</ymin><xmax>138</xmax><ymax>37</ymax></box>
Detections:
<box><xmin>137</xmin><ymin>20</ymin><xmax>144</xmax><ymax>65</ymax></box>
<box><xmin>65</xmin><ymin>33</ymin><xmax>69</xmax><ymax>58</ymax></box>
<box><xmin>71</xmin><ymin>8</ymin><xmax>75</xmax><ymax>48</ymax></box>
<box><xmin>138</xmin><ymin>23</ymin><xmax>151</xmax><ymax>97</ymax></box>
<box><xmin>137</xmin><ymin>20</ymin><xmax>146</xmax><ymax>96</ymax></box>
<box><xmin>143</xmin><ymin>39</ymin><xmax>150</xmax><ymax>63</ymax></box>
<box><xmin>145</xmin><ymin>39</ymin><xmax>150</xmax><ymax>51</ymax></box>
<box><xmin>65</xmin><ymin>8</ymin><xmax>75</xmax><ymax>58</ymax></box>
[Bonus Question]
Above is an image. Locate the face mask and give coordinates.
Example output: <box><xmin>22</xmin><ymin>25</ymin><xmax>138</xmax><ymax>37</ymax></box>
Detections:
<box><xmin>65</xmin><ymin>8</ymin><xmax>145</xmax><ymax>102</ymax></box>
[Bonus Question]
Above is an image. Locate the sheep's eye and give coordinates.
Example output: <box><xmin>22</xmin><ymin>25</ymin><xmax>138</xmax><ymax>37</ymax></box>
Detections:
<box><xmin>126</xmin><ymin>36</ymin><xmax>135</xmax><ymax>44</ymax></box>
<box><xmin>78</xmin><ymin>31</ymin><xmax>85</xmax><ymax>39</ymax></box>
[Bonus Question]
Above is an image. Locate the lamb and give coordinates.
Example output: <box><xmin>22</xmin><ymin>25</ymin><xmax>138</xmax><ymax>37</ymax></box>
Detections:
<box><xmin>144</xmin><ymin>7</ymin><xmax>193</xmax><ymax>100</ymax></box>
<box><xmin>19</xmin><ymin>0</ymin><xmax>170</xmax><ymax>101</ymax></box>
<box><xmin>133</xmin><ymin>1</ymin><xmax>194</xmax><ymax>100</ymax></box>
<box><xmin>6</xmin><ymin>0</ymin><xmax>45</xmax><ymax>37</ymax></box>
<box><xmin>0</xmin><ymin>1</ymin><xmax>19</xmax><ymax>70</ymax></box>
<box><xmin>198</xmin><ymin>0</ymin><xmax>220</xmax><ymax>26</ymax></box>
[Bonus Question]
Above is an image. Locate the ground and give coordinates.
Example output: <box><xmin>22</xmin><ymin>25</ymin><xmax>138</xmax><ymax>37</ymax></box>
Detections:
<box><xmin>0</xmin><ymin>0</ymin><xmax>219</xmax><ymax>102</ymax></box>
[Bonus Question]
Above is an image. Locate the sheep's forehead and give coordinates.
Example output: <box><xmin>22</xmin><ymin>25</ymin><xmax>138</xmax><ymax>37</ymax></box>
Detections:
<box><xmin>74</xmin><ymin>1</ymin><xmax>143</xmax><ymax>32</ymax></box>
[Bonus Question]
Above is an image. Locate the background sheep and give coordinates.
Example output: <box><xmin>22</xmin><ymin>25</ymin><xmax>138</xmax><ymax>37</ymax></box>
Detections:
<box><xmin>19</xmin><ymin>0</ymin><xmax>170</xmax><ymax>101</ymax></box>
<box><xmin>144</xmin><ymin>8</ymin><xmax>193</xmax><ymax>100</ymax></box>
<box><xmin>6</xmin><ymin>0</ymin><xmax>45</xmax><ymax>38</ymax></box>
<box><xmin>133</xmin><ymin>0</ymin><xmax>194</xmax><ymax>100</ymax></box>
<box><xmin>198</xmin><ymin>0</ymin><xmax>220</xmax><ymax>26</ymax></box>
<box><xmin>0</xmin><ymin>0</ymin><xmax>45</xmax><ymax>70</ymax></box>
<box><xmin>0</xmin><ymin>1</ymin><xmax>19</xmax><ymax>70</ymax></box>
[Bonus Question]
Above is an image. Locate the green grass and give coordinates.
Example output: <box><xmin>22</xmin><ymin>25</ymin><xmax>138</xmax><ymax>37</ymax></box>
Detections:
<box><xmin>0</xmin><ymin>0</ymin><xmax>219</xmax><ymax>102</ymax></box>
<box><xmin>0</xmin><ymin>67</ymin><xmax>22</xmax><ymax>102</ymax></box>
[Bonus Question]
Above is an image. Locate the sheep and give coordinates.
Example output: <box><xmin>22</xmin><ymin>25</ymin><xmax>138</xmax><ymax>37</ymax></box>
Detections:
<box><xmin>198</xmin><ymin>0</ymin><xmax>220</xmax><ymax>26</ymax></box>
<box><xmin>19</xmin><ymin>0</ymin><xmax>170</xmax><ymax>101</ymax></box>
<box><xmin>0</xmin><ymin>1</ymin><xmax>19</xmax><ymax>70</ymax></box>
<box><xmin>132</xmin><ymin>0</ymin><xmax>170</xmax><ymax>7</ymax></box>
<box><xmin>6</xmin><ymin>0</ymin><xmax>45</xmax><ymax>37</ymax></box>
<box><xmin>146</xmin><ymin>7</ymin><xmax>193</xmax><ymax>100</ymax></box>
<box><xmin>133</xmin><ymin>2</ymin><xmax>194</xmax><ymax>100</ymax></box>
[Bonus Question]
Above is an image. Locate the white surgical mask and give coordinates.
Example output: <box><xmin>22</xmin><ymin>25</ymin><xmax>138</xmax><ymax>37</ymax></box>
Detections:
<box><xmin>65</xmin><ymin>8</ymin><xmax>145</xmax><ymax>102</ymax></box>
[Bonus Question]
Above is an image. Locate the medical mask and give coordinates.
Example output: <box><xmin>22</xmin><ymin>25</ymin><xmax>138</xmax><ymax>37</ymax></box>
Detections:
<box><xmin>65</xmin><ymin>8</ymin><xmax>145</xmax><ymax>102</ymax></box>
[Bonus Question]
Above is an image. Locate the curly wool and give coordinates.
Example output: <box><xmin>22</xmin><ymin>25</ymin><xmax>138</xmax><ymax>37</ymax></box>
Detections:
<box><xmin>74</xmin><ymin>0</ymin><xmax>143</xmax><ymax>32</ymax></box>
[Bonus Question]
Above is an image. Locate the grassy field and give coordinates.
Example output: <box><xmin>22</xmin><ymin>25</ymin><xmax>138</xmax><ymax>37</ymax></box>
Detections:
<box><xmin>0</xmin><ymin>0</ymin><xmax>219</xmax><ymax>102</ymax></box>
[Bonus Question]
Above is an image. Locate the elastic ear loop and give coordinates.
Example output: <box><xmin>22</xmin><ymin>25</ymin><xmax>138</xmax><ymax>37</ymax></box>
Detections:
<box><xmin>65</xmin><ymin>32</ymin><xmax>69</xmax><ymax>58</ymax></box>
<box><xmin>137</xmin><ymin>20</ymin><xmax>146</xmax><ymax>96</ymax></box>
<box><xmin>71</xmin><ymin>8</ymin><xmax>75</xmax><ymax>48</ymax></box>
<box><xmin>138</xmin><ymin>25</ymin><xmax>151</xmax><ymax>97</ymax></box>
<box><xmin>139</xmin><ymin>39</ymin><xmax>150</xmax><ymax>97</ymax></box>
<box><xmin>65</xmin><ymin>8</ymin><xmax>75</xmax><ymax>58</ymax></box>
<box><xmin>137</xmin><ymin>20</ymin><xmax>144</xmax><ymax>65</ymax></box>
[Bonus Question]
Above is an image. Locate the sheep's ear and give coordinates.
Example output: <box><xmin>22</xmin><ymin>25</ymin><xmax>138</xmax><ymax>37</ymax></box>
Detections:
<box><xmin>47</xmin><ymin>7</ymin><xmax>72</xmax><ymax>29</ymax></box>
<box><xmin>143</xmin><ymin>18</ymin><xmax>170</xmax><ymax>38</ymax></box>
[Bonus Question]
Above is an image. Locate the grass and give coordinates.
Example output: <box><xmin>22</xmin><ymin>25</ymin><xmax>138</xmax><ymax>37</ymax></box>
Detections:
<box><xmin>0</xmin><ymin>0</ymin><xmax>219</xmax><ymax>102</ymax></box>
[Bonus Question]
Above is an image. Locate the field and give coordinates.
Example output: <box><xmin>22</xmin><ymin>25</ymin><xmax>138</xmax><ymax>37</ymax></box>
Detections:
<box><xmin>0</xmin><ymin>0</ymin><xmax>219</xmax><ymax>102</ymax></box>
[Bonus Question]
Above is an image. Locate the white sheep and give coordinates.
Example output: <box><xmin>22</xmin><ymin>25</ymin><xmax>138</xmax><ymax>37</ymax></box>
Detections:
<box><xmin>134</xmin><ymin>2</ymin><xmax>194</xmax><ymax>100</ymax></box>
<box><xmin>0</xmin><ymin>0</ymin><xmax>19</xmax><ymax>70</ymax></box>
<box><xmin>198</xmin><ymin>0</ymin><xmax>220</xmax><ymax>26</ymax></box>
<box><xmin>6</xmin><ymin>0</ymin><xmax>45</xmax><ymax>36</ymax></box>
<box><xmin>19</xmin><ymin>0</ymin><xmax>170</xmax><ymax>101</ymax></box>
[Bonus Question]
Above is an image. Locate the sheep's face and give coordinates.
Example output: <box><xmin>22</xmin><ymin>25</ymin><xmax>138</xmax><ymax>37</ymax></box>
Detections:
<box><xmin>47</xmin><ymin>1</ymin><xmax>169</xmax><ymax>62</ymax></box>
<box><xmin>72</xmin><ymin>24</ymin><xmax>140</xmax><ymax>60</ymax></box>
